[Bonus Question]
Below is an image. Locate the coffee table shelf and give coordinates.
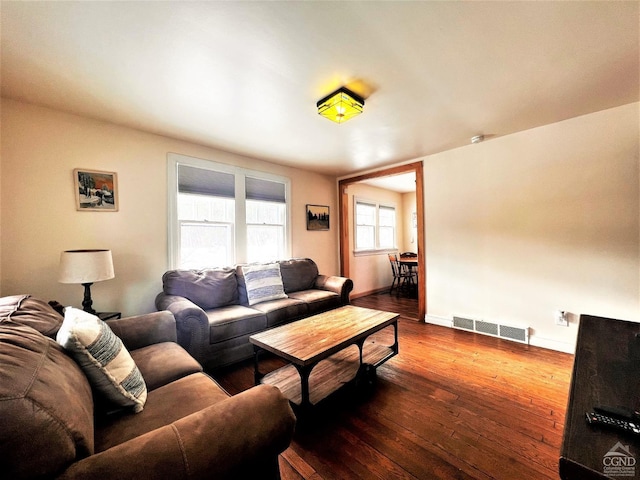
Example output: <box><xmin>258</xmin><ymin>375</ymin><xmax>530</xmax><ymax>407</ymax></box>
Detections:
<box><xmin>260</xmin><ymin>336</ymin><xmax>395</xmax><ymax>406</ymax></box>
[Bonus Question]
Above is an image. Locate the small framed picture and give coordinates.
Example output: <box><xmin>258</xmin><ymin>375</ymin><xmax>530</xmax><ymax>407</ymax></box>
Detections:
<box><xmin>74</xmin><ymin>169</ymin><xmax>118</xmax><ymax>211</ymax></box>
<box><xmin>306</xmin><ymin>204</ymin><xmax>329</xmax><ymax>231</ymax></box>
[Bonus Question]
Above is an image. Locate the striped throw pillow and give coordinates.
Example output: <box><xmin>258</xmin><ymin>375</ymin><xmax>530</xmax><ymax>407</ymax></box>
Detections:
<box><xmin>56</xmin><ymin>307</ymin><xmax>147</xmax><ymax>413</ymax></box>
<box><xmin>242</xmin><ymin>263</ymin><xmax>288</xmax><ymax>306</ymax></box>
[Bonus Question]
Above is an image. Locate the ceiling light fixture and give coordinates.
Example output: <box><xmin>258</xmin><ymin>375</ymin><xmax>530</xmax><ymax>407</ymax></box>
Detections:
<box><xmin>471</xmin><ymin>135</ymin><xmax>484</xmax><ymax>144</ymax></box>
<box><xmin>317</xmin><ymin>87</ymin><xmax>365</xmax><ymax>124</ymax></box>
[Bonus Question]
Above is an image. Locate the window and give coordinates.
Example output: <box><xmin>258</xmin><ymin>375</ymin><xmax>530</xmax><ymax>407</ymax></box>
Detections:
<box><xmin>378</xmin><ymin>206</ymin><xmax>396</xmax><ymax>249</ymax></box>
<box><xmin>168</xmin><ymin>154</ymin><xmax>291</xmax><ymax>269</ymax></box>
<box><xmin>355</xmin><ymin>201</ymin><xmax>376</xmax><ymax>250</ymax></box>
<box><xmin>178</xmin><ymin>195</ymin><xmax>234</xmax><ymax>269</ymax></box>
<box><xmin>245</xmin><ymin>177</ymin><xmax>287</xmax><ymax>263</ymax></box>
<box><xmin>354</xmin><ymin>199</ymin><xmax>397</xmax><ymax>252</ymax></box>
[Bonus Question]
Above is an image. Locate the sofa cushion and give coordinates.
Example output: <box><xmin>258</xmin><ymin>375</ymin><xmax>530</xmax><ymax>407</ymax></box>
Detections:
<box><xmin>250</xmin><ymin>297</ymin><xmax>308</xmax><ymax>328</ymax></box>
<box><xmin>279</xmin><ymin>258</ymin><xmax>319</xmax><ymax>293</ymax></box>
<box><xmin>0</xmin><ymin>324</ymin><xmax>94</xmax><ymax>479</ymax></box>
<box><xmin>0</xmin><ymin>294</ymin><xmax>63</xmax><ymax>338</ymax></box>
<box><xmin>95</xmin><ymin>372</ymin><xmax>229</xmax><ymax>452</ymax></box>
<box><xmin>207</xmin><ymin>305</ymin><xmax>266</xmax><ymax>343</ymax></box>
<box><xmin>130</xmin><ymin>342</ymin><xmax>202</xmax><ymax>391</ymax></box>
<box><xmin>162</xmin><ymin>268</ymin><xmax>238</xmax><ymax>310</ymax></box>
<box><xmin>57</xmin><ymin>307</ymin><xmax>147</xmax><ymax>413</ymax></box>
<box><xmin>288</xmin><ymin>289</ymin><xmax>342</xmax><ymax>315</ymax></box>
<box><xmin>242</xmin><ymin>263</ymin><xmax>288</xmax><ymax>306</ymax></box>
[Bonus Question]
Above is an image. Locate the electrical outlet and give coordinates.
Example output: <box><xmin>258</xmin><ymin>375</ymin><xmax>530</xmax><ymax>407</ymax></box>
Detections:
<box><xmin>555</xmin><ymin>310</ymin><xmax>569</xmax><ymax>327</ymax></box>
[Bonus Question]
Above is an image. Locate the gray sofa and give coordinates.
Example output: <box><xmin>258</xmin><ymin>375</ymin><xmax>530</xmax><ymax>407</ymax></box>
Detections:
<box><xmin>155</xmin><ymin>258</ymin><xmax>353</xmax><ymax>370</ymax></box>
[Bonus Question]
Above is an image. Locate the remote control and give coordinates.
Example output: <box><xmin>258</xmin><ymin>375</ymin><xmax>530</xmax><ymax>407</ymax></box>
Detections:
<box><xmin>594</xmin><ymin>405</ymin><xmax>640</xmax><ymax>420</ymax></box>
<box><xmin>586</xmin><ymin>411</ymin><xmax>640</xmax><ymax>436</ymax></box>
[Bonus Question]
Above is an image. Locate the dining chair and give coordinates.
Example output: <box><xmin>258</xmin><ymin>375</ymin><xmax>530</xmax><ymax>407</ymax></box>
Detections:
<box><xmin>388</xmin><ymin>253</ymin><xmax>416</xmax><ymax>296</ymax></box>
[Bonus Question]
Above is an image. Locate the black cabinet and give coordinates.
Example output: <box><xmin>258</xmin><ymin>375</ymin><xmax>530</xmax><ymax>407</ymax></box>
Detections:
<box><xmin>560</xmin><ymin>315</ymin><xmax>640</xmax><ymax>479</ymax></box>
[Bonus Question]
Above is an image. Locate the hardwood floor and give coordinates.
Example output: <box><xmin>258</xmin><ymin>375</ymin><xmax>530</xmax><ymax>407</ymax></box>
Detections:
<box><xmin>213</xmin><ymin>293</ymin><xmax>574</xmax><ymax>480</ymax></box>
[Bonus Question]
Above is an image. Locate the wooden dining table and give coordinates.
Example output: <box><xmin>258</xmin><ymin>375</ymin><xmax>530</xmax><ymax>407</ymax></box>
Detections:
<box><xmin>398</xmin><ymin>255</ymin><xmax>418</xmax><ymax>268</ymax></box>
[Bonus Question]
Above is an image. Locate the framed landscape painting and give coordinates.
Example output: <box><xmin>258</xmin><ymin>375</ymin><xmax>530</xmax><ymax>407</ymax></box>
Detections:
<box><xmin>74</xmin><ymin>169</ymin><xmax>118</xmax><ymax>211</ymax></box>
<box><xmin>306</xmin><ymin>204</ymin><xmax>329</xmax><ymax>231</ymax></box>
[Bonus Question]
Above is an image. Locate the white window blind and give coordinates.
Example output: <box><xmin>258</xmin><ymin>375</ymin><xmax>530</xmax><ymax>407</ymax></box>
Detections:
<box><xmin>178</xmin><ymin>165</ymin><xmax>234</xmax><ymax>198</ymax></box>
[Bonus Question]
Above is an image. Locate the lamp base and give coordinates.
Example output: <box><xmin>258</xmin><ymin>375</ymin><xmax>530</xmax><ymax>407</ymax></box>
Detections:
<box><xmin>81</xmin><ymin>282</ymin><xmax>96</xmax><ymax>314</ymax></box>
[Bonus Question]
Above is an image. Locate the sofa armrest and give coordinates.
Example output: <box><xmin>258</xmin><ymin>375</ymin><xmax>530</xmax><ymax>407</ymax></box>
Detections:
<box><xmin>155</xmin><ymin>293</ymin><xmax>210</xmax><ymax>361</ymax></box>
<box><xmin>315</xmin><ymin>275</ymin><xmax>354</xmax><ymax>304</ymax></box>
<box><xmin>106</xmin><ymin>311</ymin><xmax>177</xmax><ymax>351</ymax></box>
<box><xmin>57</xmin><ymin>384</ymin><xmax>296</xmax><ymax>480</ymax></box>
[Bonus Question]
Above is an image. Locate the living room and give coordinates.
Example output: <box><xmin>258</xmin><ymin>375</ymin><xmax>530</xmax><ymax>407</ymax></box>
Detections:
<box><xmin>0</xmin><ymin>2</ymin><xmax>638</xmax><ymax>478</ymax></box>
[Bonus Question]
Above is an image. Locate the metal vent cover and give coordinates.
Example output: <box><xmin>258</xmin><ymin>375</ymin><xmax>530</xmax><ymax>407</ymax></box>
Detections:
<box><xmin>453</xmin><ymin>316</ymin><xmax>474</xmax><ymax>331</ymax></box>
<box><xmin>500</xmin><ymin>325</ymin><xmax>528</xmax><ymax>343</ymax></box>
<box><xmin>476</xmin><ymin>320</ymin><xmax>499</xmax><ymax>336</ymax></box>
<box><xmin>451</xmin><ymin>316</ymin><xmax>529</xmax><ymax>344</ymax></box>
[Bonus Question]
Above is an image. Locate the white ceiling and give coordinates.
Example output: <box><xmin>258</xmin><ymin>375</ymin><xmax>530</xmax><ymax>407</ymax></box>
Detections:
<box><xmin>1</xmin><ymin>1</ymin><xmax>638</xmax><ymax>177</ymax></box>
<box><xmin>361</xmin><ymin>172</ymin><xmax>416</xmax><ymax>193</ymax></box>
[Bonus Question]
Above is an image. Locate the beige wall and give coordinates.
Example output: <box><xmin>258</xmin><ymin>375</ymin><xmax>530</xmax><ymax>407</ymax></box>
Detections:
<box><xmin>423</xmin><ymin>102</ymin><xmax>639</xmax><ymax>353</ymax></box>
<box><xmin>347</xmin><ymin>182</ymin><xmax>405</xmax><ymax>297</ymax></box>
<box><xmin>402</xmin><ymin>191</ymin><xmax>417</xmax><ymax>253</ymax></box>
<box><xmin>0</xmin><ymin>99</ymin><xmax>339</xmax><ymax>315</ymax></box>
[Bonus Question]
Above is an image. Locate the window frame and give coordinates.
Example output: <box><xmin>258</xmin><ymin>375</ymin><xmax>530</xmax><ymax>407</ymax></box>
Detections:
<box><xmin>168</xmin><ymin>153</ymin><xmax>291</xmax><ymax>269</ymax></box>
<box><xmin>177</xmin><ymin>219</ymin><xmax>235</xmax><ymax>269</ymax></box>
<box><xmin>245</xmin><ymin>198</ymin><xmax>288</xmax><ymax>263</ymax></box>
<box><xmin>353</xmin><ymin>196</ymin><xmax>398</xmax><ymax>255</ymax></box>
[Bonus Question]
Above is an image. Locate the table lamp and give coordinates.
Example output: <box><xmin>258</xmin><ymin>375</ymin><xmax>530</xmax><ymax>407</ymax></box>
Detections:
<box><xmin>59</xmin><ymin>249</ymin><xmax>114</xmax><ymax>314</ymax></box>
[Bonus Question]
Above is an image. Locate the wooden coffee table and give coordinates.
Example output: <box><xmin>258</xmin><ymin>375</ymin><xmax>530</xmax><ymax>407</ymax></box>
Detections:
<box><xmin>249</xmin><ymin>305</ymin><xmax>399</xmax><ymax>411</ymax></box>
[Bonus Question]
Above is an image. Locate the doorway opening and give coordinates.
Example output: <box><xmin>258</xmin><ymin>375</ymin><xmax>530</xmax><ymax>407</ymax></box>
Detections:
<box><xmin>338</xmin><ymin>161</ymin><xmax>425</xmax><ymax>321</ymax></box>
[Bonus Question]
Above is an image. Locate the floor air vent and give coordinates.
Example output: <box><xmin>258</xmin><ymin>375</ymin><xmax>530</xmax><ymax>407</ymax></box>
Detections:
<box><xmin>452</xmin><ymin>316</ymin><xmax>529</xmax><ymax>344</ymax></box>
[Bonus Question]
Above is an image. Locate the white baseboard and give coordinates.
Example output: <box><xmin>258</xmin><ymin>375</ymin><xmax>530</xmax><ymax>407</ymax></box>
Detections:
<box><xmin>529</xmin><ymin>335</ymin><xmax>576</xmax><ymax>354</ymax></box>
<box><xmin>425</xmin><ymin>314</ymin><xmax>452</xmax><ymax>328</ymax></box>
<box><xmin>424</xmin><ymin>315</ymin><xmax>576</xmax><ymax>354</ymax></box>
<box><xmin>351</xmin><ymin>287</ymin><xmax>389</xmax><ymax>299</ymax></box>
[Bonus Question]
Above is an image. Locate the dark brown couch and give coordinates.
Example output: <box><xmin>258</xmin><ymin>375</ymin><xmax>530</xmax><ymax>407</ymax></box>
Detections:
<box><xmin>155</xmin><ymin>258</ymin><xmax>353</xmax><ymax>370</ymax></box>
<box><xmin>0</xmin><ymin>295</ymin><xmax>296</xmax><ymax>479</ymax></box>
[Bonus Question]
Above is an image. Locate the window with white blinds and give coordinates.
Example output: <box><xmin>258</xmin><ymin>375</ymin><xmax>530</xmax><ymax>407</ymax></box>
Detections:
<box><xmin>168</xmin><ymin>154</ymin><xmax>291</xmax><ymax>268</ymax></box>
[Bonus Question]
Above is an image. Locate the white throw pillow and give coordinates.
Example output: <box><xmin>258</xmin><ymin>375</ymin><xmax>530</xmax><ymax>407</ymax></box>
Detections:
<box><xmin>56</xmin><ymin>307</ymin><xmax>147</xmax><ymax>413</ymax></box>
<box><xmin>242</xmin><ymin>263</ymin><xmax>288</xmax><ymax>306</ymax></box>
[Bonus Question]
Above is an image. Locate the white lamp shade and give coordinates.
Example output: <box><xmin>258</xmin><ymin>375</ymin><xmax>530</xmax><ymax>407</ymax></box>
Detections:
<box><xmin>59</xmin><ymin>249</ymin><xmax>115</xmax><ymax>284</ymax></box>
